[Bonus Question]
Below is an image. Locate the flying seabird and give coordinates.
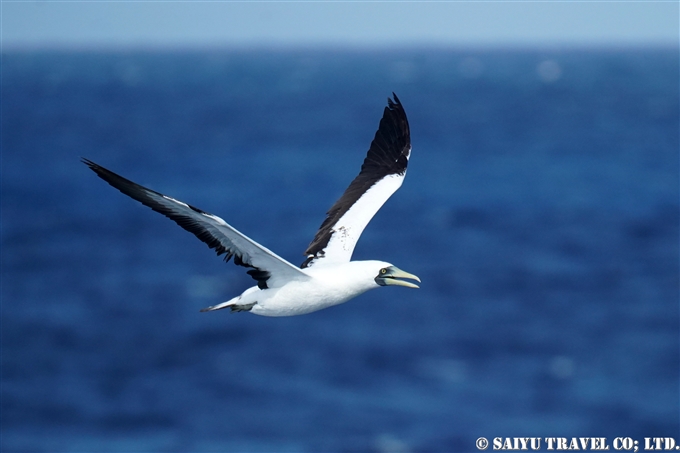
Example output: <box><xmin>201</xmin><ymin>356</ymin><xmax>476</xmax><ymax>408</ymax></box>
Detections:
<box><xmin>83</xmin><ymin>93</ymin><xmax>419</xmax><ymax>317</ymax></box>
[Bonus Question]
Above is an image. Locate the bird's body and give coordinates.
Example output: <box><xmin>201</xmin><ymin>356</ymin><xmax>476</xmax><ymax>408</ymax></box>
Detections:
<box><xmin>212</xmin><ymin>260</ymin><xmax>405</xmax><ymax>317</ymax></box>
<box><xmin>84</xmin><ymin>94</ymin><xmax>419</xmax><ymax>317</ymax></box>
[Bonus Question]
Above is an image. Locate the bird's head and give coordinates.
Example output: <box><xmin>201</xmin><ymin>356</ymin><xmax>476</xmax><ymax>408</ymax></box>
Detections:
<box><xmin>373</xmin><ymin>262</ymin><xmax>421</xmax><ymax>289</ymax></box>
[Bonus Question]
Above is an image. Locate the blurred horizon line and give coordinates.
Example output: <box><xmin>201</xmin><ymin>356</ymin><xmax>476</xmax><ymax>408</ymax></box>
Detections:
<box><xmin>3</xmin><ymin>41</ymin><xmax>678</xmax><ymax>53</ymax></box>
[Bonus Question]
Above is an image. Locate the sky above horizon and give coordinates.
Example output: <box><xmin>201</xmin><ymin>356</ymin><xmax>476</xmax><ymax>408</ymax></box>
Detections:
<box><xmin>3</xmin><ymin>1</ymin><xmax>679</xmax><ymax>50</ymax></box>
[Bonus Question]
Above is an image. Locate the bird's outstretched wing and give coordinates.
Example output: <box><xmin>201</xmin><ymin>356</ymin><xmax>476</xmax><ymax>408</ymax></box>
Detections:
<box><xmin>301</xmin><ymin>93</ymin><xmax>411</xmax><ymax>268</ymax></box>
<box><xmin>83</xmin><ymin>159</ymin><xmax>310</xmax><ymax>289</ymax></box>
<box><xmin>302</xmin><ymin>93</ymin><xmax>411</xmax><ymax>269</ymax></box>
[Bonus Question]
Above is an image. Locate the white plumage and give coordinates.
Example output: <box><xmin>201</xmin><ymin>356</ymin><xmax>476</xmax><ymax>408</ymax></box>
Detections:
<box><xmin>84</xmin><ymin>94</ymin><xmax>419</xmax><ymax>317</ymax></box>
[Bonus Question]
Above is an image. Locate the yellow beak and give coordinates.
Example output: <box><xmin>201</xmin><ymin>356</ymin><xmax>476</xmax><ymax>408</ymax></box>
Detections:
<box><xmin>376</xmin><ymin>266</ymin><xmax>421</xmax><ymax>289</ymax></box>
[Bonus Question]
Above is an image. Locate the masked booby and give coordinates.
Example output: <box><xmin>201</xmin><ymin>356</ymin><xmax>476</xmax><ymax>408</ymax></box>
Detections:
<box><xmin>83</xmin><ymin>93</ymin><xmax>419</xmax><ymax>317</ymax></box>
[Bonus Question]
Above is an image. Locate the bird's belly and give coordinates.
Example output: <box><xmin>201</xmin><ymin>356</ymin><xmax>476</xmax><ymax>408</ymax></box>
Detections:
<box><xmin>250</xmin><ymin>281</ymin><xmax>364</xmax><ymax>317</ymax></box>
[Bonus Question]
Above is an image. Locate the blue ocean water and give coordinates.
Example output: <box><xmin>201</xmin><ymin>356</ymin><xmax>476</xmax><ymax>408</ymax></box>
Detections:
<box><xmin>2</xmin><ymin>49</ymin><xmax>678</xmax><ymax>452</ymax></box>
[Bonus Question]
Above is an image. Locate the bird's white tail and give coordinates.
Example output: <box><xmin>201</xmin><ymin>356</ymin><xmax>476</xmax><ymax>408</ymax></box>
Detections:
<box><xmin>200</xmin><ymin>286</ymin><xmax>259</xmax><ymax>312</ymax></box>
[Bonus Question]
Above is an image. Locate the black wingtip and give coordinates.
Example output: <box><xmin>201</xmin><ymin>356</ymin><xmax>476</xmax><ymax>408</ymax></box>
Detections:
<box><xmin>386</xmin><ymin>93</ymin><xmax>407</xmax><ymax>132</ymax></box>
<box><xmin>390</xmin><ymin>92</ymin><xmax>401</xmax><ymax>107</ymax></box>
<box><xmin>81</xmin><ymin>157</ymin><xmax>133</xmax><ymax>191</ymax></box>
<box><xmin>82</xmin><ymin>157</ymin><xmax>106</xmax><ymax>179</ymax></box>
<box><xmin>82</xmin><ymin>157</ymin><xmax>106</xmax><ymax>176</ymax></box>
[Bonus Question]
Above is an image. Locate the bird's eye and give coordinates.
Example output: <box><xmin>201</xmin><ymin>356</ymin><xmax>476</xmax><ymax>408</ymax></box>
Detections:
<box><xmin>380</xmin><ymin>268</ymin><xmax>387</xmax><ymax>274</ymax></box>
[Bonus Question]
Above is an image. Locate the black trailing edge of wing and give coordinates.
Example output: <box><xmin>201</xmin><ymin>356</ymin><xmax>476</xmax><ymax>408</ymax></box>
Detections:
<box><xmin>82</xmin><ymin>158</ymin><xmax>270</xmax><ymax>289</ymax></box>
<box><xmin>301</xmin><ymin>93</ymin><xmax>411</xmax><ymax>268</ymax></box>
